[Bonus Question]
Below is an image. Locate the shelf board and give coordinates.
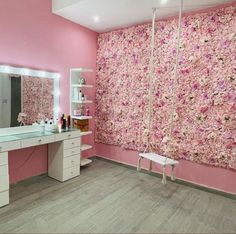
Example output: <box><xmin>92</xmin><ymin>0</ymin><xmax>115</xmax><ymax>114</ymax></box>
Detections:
<box><xmin>71</xmin><ymin>116</ymin><xmax>92</xmax><ymax>120</ymax></box>
<box><xmin>81</xmin><ymin>144</ymin><xmax>93</xmax><ymax>151</ymax></box>
<box><xmin>71</xmin><ymin>84</ymin><xmax>93</xmax><ymax>88</ymax></box>
<box><xmin>80</xmin><ymin>158</ymin><xmax>92</xmax><ymax>166</ymax></box>
<box><xmin>71</xmin><ymin>100</ymin><xmax>93</xmax><ymax>104</ymax></box>
<box><xmin>80</xmin><ymin>131</ymin><xmax>93</xmax><ymax>136</ymax></box>
<box><xmin>70</xmin><ymin>68</ymin><xmax>93</xmax><ymax>73</ymax></box>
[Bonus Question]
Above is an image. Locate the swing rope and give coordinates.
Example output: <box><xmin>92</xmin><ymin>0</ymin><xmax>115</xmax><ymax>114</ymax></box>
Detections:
<box><xmin>145</xmin><ymin>0</ymin><xmax>183</xmax><ymax>156</ymax></box>
<box><xmin>138</xmin><ymin>0</ymin><xmax>183</xmax><ymax>184</ymax></box>
<box><xmin>144</xmin><ymin>8</ymin><xmax>157</xmax><ymax>154</ymax></box>
<box><xmin>165</xmin><ymin>0</ymin><xmax>183</xmax><ymax>158</ymax></box>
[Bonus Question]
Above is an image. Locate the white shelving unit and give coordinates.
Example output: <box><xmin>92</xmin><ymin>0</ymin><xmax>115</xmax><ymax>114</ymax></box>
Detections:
<box><xmin>80</xmin><ymin>131</ymin><xmax>93</xmax><ymax>137</ymax></box>
<box><xmin>70</xmin><ymin>68</ymin><xmax>94</xmax><ymax>167</ymax></box>
<box><xmin>71</xmin><ymin>84</ymin><xmax>93</xmax><ymax>88</ymax></box>
<box><xmin>71</xmin><ymin>116</ymin><xmax>93</xmax><ymax>120</ymax></box>
<box><xmin>80</xmin><ymin>158</ymin><xmax>93</xmax><ymax>167</ymax></box>
<box><xmin>71</xmin><ymin>100</ymin><xmax>93</xmax><ymax>104</ymax></box>
<box><xmin>81</xmin><ymin>144</ymin><xmax>93</xmax><ymax>151</ymax></box>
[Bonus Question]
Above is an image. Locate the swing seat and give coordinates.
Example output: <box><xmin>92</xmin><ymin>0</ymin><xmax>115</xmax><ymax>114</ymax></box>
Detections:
<box><xmin>138</xmin><ymin>153</ymin><xmax>179</xmax><ymax>184</ymax></box>
<box><xmin>139</xmin><ymin>153</ymin><xmax>178</xmax><ymax>166</ymax></box>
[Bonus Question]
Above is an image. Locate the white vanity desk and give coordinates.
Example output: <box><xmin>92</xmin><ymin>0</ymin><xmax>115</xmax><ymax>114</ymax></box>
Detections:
<box><xmin>0</xmin><ymin>128</ymin><xmax>87</xmax><ymax>208</ymax></box>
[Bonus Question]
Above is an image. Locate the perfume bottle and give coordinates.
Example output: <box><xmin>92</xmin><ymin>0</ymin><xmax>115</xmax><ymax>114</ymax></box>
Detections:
<box><xmin>81</xmin><ymin>78</ymin><xmax>86</xmax><ymax>85</ymax></box>
<box><xmin>86</xmin><ymin>107</ymin><xmax>90</xmax><ymax>116</ymax></box>
<box><xmin>67</xmin><ymin>115</ymin><xmax>71</xmax><ymax>129</ymax></box>
<box><xmin>81</xmin><ymin>94</ymin><xmax>86</xmax><ymax>101</ymax></box>
<box><xmin>78</xmin><ymin>77</ymin><xmax>86</xmax><ymax>85</ymax></box>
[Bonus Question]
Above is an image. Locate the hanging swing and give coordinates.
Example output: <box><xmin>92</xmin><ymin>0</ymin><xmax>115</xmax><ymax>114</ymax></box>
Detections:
<box><xmin>137</xmin><ymin>0</ymin><xmax>183</xmax><ymax>184</ymax></box>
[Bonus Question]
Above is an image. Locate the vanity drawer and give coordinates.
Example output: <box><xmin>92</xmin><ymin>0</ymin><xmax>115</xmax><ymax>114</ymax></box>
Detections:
<box><xmin>0</xmin><ymin>141</ymin><xmax>21</xmax><ymax>153</ymax></box>
<box><xmin>0</xmin><ymin>190</ymin><xmax>9</xmax><ymax>208</ymax></box>
<box><xmin>55</xmin><ymin>131</ymin><xmax>81</xmax><ymax>142</ymax></box>
<box><xmin>63</xmin><ymin>155</ymin><xmax>80</xmax><ymax>169</ymax></box>
<box><xmin>64</xmin><ymin>147</ymin><xmax>81</xmax><ymax>158</ymax></box>
<box><xmin>0</xmin><ymin>175</ymin><xmax>9</xmax><ymax>192</ymax></box>
<box><xmin>0</xmin><ymin>165</ymin><xmax>8</xmax><ymax>176</ymax></box>
<box><xmin>0</xmin><ymin>153</ymin><xmax>8</xmax><ymax>166</ymax></box>
<box><xmin>63</xmin><ymin>166</ymin><xmax>80</xmax><ymax>181</ymax></box>
<box><xmin>63</xmin><ymin>138</ymin><xmax>80</xmax><ymax>150</ymax></box>
<box><xmin>21</xmin><ymin>135</ymin><xmax>55</xmax><ymax>148</ymax></box>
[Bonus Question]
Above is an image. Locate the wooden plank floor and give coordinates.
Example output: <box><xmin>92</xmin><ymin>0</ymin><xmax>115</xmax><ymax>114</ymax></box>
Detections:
<box><xmin>0</xmin><ymin>158</ymin><xmax>235</xmax><ymax>233</ymax></box>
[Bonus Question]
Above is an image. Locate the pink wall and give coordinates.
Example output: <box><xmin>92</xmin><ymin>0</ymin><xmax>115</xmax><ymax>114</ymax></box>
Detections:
<box><xmin>0</xmin><ymin>0</ymin><xmax>97</xmax><ymax>183</ymax></box>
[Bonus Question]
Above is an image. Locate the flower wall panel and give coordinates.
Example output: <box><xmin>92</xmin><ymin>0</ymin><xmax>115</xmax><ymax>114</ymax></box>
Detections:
<box><xmin>95</xmin><ymin>6</ymin><xmax>236</xmax><ymax>170</ymax></box>
<box><xmin>22</xmin><ymin>76</ymin><xmax>54</xmax><ymax>124</ymax></box>
<box><xmin>22</xmin><ymin>76</ymin><xmax>42</xmax><ymax>125</ymax></box>
<box><xmin>41</xmin><ymin>78</ymin><xmax>54</xmax><ymax>120</ymax></box>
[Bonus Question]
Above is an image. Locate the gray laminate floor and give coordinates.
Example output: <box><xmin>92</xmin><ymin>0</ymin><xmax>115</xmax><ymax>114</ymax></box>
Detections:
<box><xmin>0</xmin><ymin>158</ymin><xmax>235</xmax><ymax>233</ymax></box>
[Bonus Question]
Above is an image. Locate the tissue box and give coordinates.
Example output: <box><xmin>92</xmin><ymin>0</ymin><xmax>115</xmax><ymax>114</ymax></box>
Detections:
<box><xmin>73</xmin><ymin>119</ymin><xmax>89</xmax><ymax>132</ymax></box>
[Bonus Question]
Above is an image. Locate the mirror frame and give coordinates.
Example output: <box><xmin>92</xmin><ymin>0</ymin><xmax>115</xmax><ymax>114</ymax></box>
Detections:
<box><xmin>0</xmin><ymin>65</ymin><xmax>60</xmax><ymax>131</ymax></box>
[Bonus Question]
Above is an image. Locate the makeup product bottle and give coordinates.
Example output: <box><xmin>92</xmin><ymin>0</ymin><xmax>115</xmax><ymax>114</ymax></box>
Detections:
<box><xmin>61</xmin><ymin>114</ymin><xmax>64</xmax><ymax>125</ymax></box>
<box><xmin>86</xmin><ymin>107</ymin><xmax>90</xmax><ymax>116</ymax></box>
<box><xmin>62</xmin><ymin>114</ymin><xmax>66</xmax><ymax>130</ymax></box>
<box><xmin>81</xmin><ymin>94</ymin><xmax>85</xmax><ymax>101</ymax></box>
<box><xmin>65</xmin><ymin>115</ymin><xmax>68</xmax><ymax>130</ymax></box>
<box><xmin>67</xmin><ymin>115</ymin><xmax>71</xmax><ymax>129</ymax></box>
<box><xmin>81</xmin><ymin>78</ymin><xmax>86</xmax><ymax>85</ymax></box>
<box><xmin>57</xmin><ymin>118</ymin><xmax>62</xmax><ymax>133</ymax></box>
<box><xmin>79</xmin><ymin>90</ymin><xmax>82</xmax><ymax>101</ymax></box>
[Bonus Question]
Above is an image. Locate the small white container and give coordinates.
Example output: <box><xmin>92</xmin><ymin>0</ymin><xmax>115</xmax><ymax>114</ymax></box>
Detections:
<box><xmin>40</xmin><ymin>125</ymin><xmax>45</xmax><ymax>133</ymax></box>
<box><xmin>74</xmin><ymin>88</ymin><xmax>79</xmax><ymax>100</ymax></box>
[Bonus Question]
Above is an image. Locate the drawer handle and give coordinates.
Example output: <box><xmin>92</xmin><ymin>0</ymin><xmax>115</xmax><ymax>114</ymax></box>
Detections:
<box><xmin>71</xmin><ymin>160</ymin><xmax>74</xmax><ymax>164</ymax></box>
<box><xmin>71</xmin><ymin>142</ymin><xmax>74</xmax><ymax>145</ymax></box>
<box><xmin>38</xmin><ymin>139</ymin><xmax>42</xmax><ymax>142</ymax></box>
<box><xmin>71</xmin><ymin>151</ymin><xmax>75</xmax><ymax>154</ymax></box>
<box><xmin>71</xmin><ymin>171</ymin><xmax>74</xmax><ymax>175</ymax></box>
<box><xmin>68</xmin><ymin>134</ymin><xmax>71</xmax><ymax>137</ymax></box>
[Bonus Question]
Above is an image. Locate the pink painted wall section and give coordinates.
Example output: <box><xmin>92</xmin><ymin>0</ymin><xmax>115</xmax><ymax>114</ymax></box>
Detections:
<box><xmin>0</xmin><ymin>0</ymin><xmax>97</xmax><ymax>183</ymax></box>
<box><xmin>9</xmin><ymin>146</ymin><xmax>48</xmax><ymax>183</ymax></box>
<box><xmin>96</xmin><ymin>143</ymin><xmax>236</xmax><ymax>194</ymax></box>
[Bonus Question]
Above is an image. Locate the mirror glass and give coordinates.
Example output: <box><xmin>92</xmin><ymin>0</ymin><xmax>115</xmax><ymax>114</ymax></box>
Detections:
<box><xmin>0</xmin><ymin>70</ymin><xmax>58</xmax><ymax>128</ymax></box>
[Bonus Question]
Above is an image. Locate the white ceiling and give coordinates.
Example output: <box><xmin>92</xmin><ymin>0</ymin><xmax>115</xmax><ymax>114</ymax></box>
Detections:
<box><xmin>52</xmin><ymin>0</ymin><xmax>234</xmax><ymax>32</ymax></box>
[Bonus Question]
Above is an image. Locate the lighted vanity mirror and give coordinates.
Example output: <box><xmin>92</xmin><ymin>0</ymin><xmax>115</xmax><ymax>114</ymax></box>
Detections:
<box><xmin>0</xmin><ymin>65</ymin><xmax>60</xmax><ymax>129</ymax></box>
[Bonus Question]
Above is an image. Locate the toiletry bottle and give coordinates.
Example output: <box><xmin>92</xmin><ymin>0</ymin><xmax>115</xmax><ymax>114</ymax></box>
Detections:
<box><xmin>61</xmin><ymin>114</ymin><xmax>64</xmax><ymax>126</ymax></box>
<box><xmin>64</xmin><ymin>115</ymin><xmax>68</xmax><ymax>130</ymax></box>
<box><xmin>57</xmin><ymin>118</ymin><xmax>62</xmax><ymax>133</ymax></box>
<box><xmin>82</xmin><ymin>94</ymin><xmax>85</xmax><ymax>101</ymax></box>
<box><xmin>79</xmin><ymin>90</ymin><xmax>82</xmax><ymax>101</ymax></box>
<box><xmin>67</xmin><ymin>115</ymin><xmax>71</xmax><ymax>129</ymax></box>
<box><xmin>81</xmin><ymin>78</ymin><xmax>85</xmax><ymax>85</ymax></box>
<box><xmin>62</xmin><ymin>114</ymin><xmax>66</xmax><ymax>130</ymax></box>
<box><xmin>86</xmin><ymin>107</ymin><xmax>90</xmax><ymax>116</ymax></box>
